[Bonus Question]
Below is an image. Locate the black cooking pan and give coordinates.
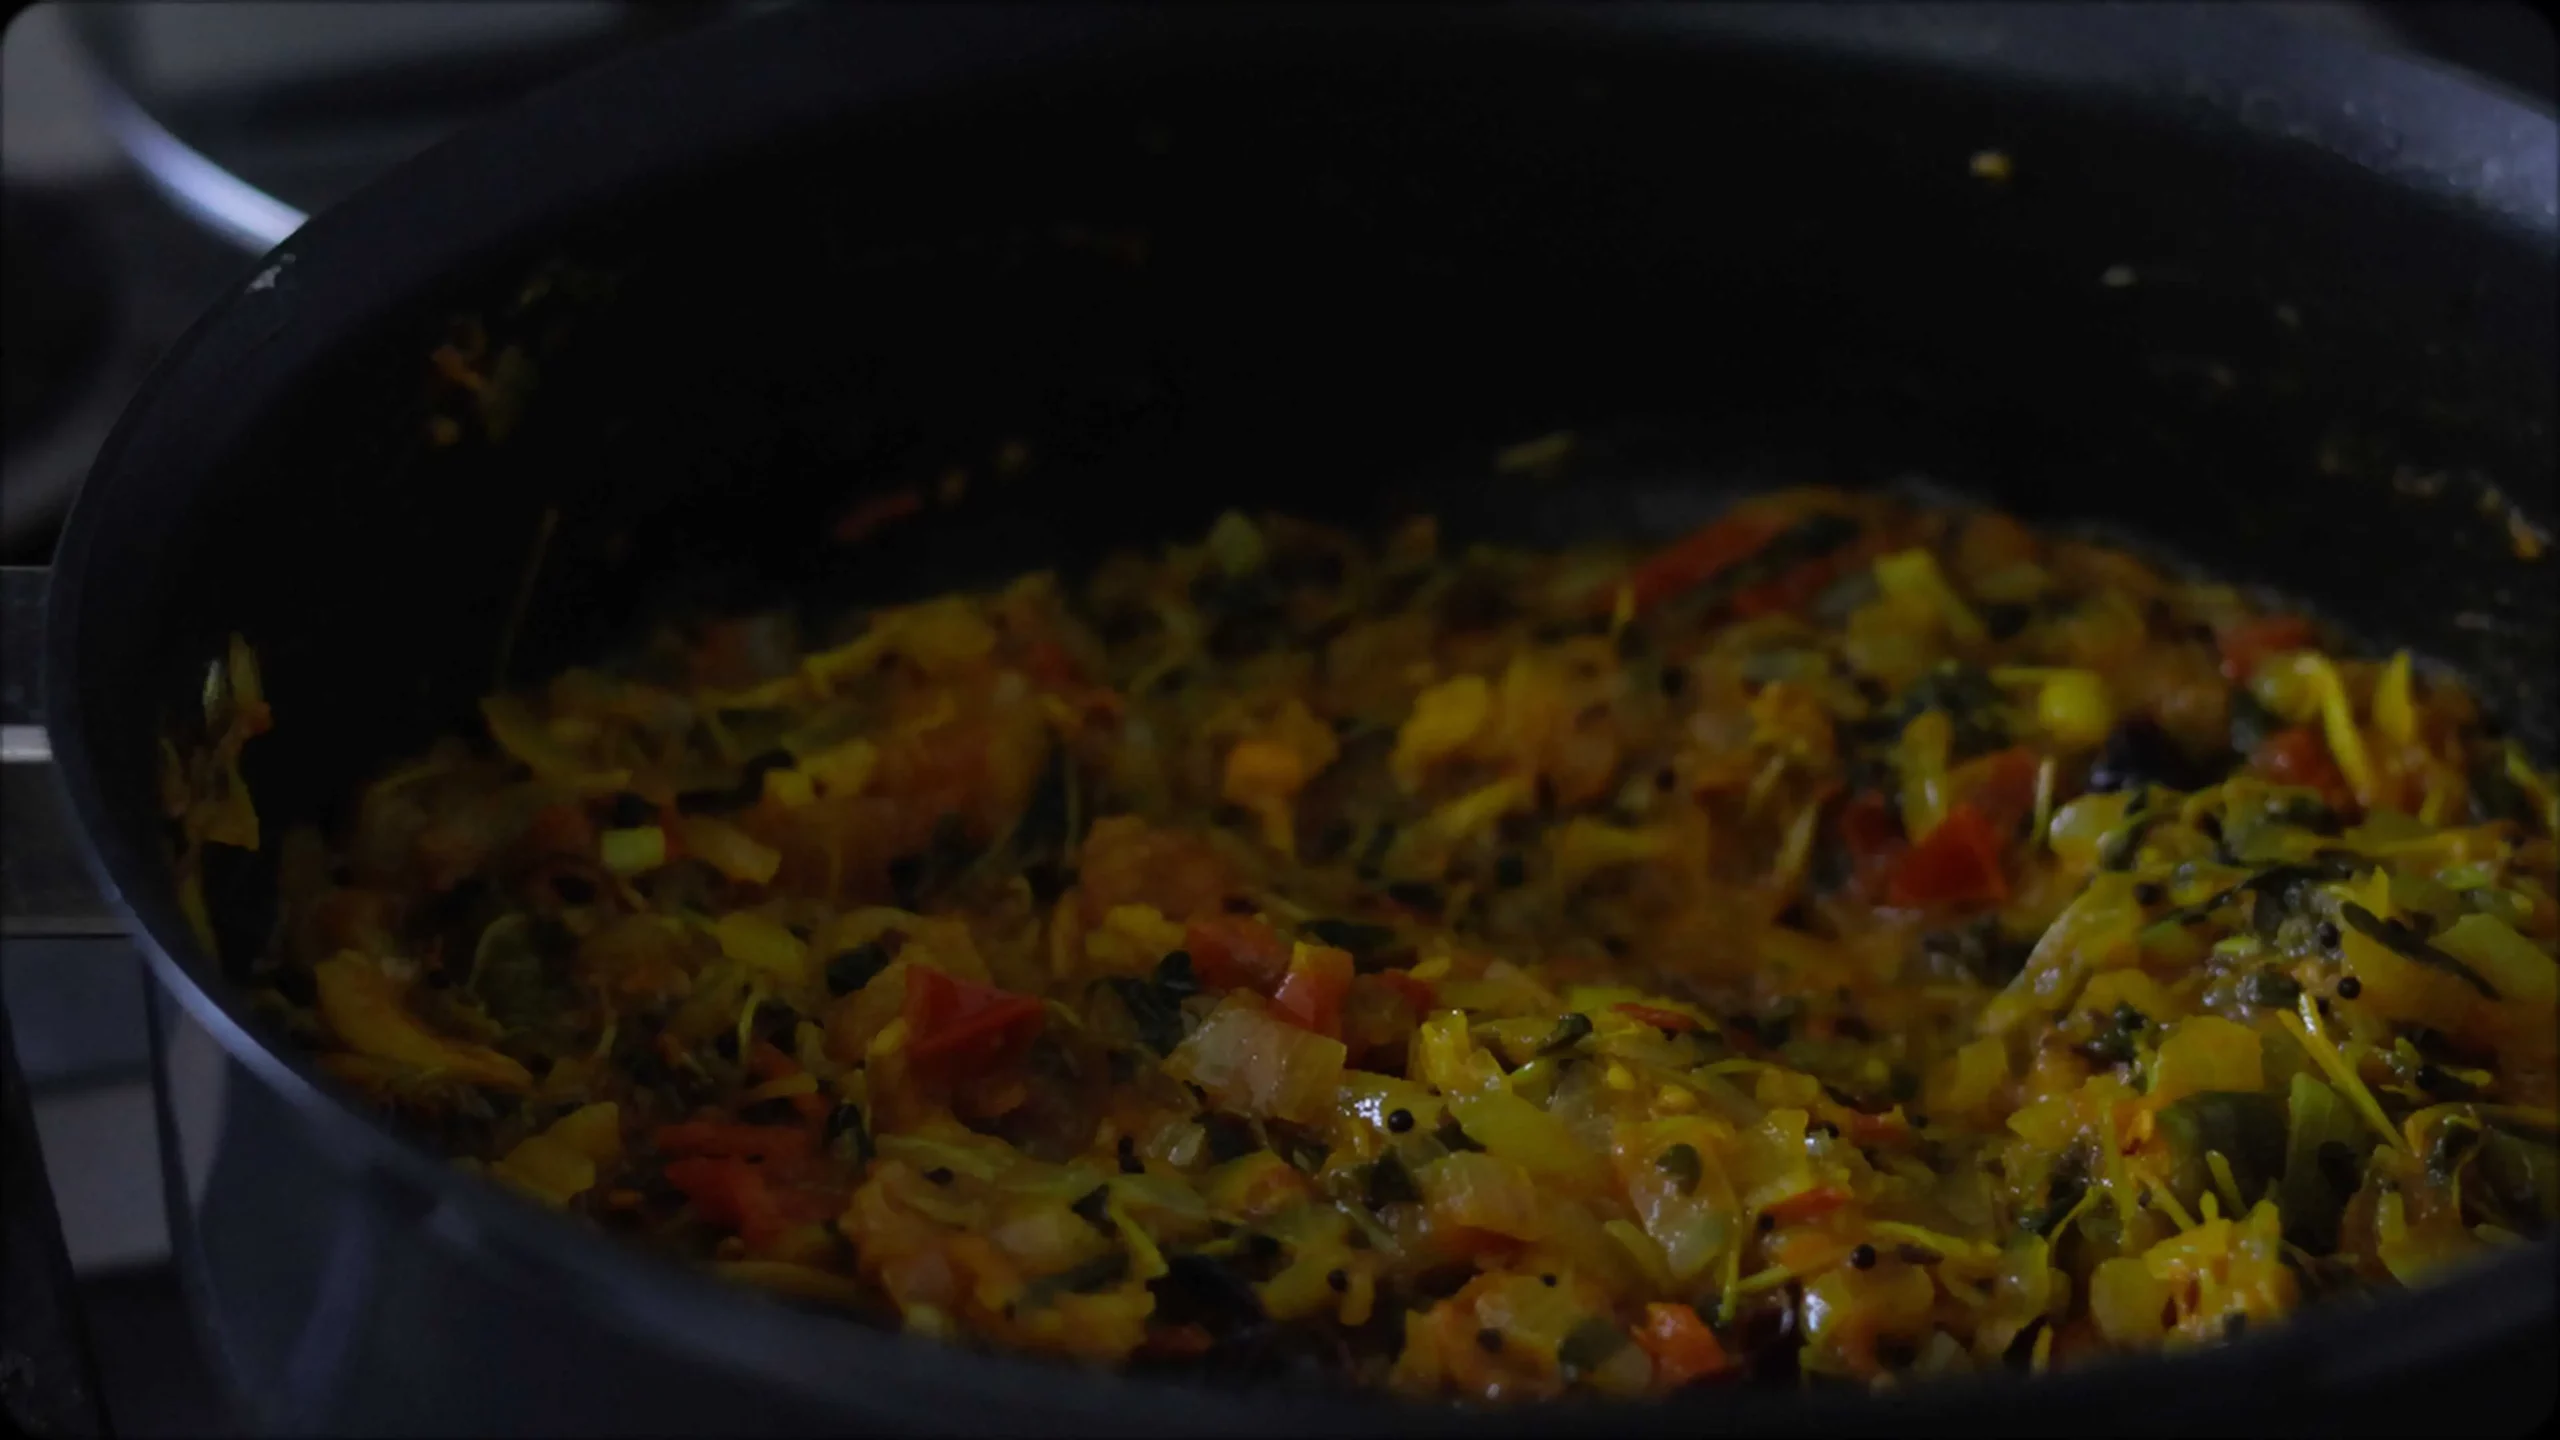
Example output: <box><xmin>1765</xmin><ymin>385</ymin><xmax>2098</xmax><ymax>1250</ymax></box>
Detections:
<box><xmin>36</xmin><ymin>3</ymin><xmax>2559</xmax><ymax>1434</ymax></box>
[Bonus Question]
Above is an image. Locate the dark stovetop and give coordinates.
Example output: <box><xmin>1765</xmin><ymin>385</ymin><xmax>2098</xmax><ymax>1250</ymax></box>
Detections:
<box><xmin>3</xmin><ymin>572</ymin><xmax>233</xmax><ymax>1438</ymax></box>
<box><xmin>1</xmin><ymin>1013</ymin><xmax>108</xmax><ymax>1439</ymax></box>
<box><xmin>0</xmin><ymin>569</ymin><xmax>104</xmax><ymax>1440</ymax></box>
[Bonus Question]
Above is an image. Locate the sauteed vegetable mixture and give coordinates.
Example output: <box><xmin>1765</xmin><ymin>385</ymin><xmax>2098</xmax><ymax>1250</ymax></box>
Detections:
<box><xmin>172</xmin><ymin>486</ymin><xmax>2558</xmax><ymax>1399</ymax></box>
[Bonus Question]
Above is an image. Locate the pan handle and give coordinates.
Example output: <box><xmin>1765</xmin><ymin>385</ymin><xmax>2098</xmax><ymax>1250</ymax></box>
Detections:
<box><xmin>81</xmin><ymin>73</ymin><xmax>307</xmax><ymax>258</ymax></box>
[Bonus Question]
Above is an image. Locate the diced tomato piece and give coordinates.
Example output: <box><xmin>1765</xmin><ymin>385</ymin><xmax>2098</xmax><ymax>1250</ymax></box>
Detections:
<box><xmin>522</xmin><ymin>802</ymin><xmax>595</xmax><ymax>861</ymax></box>
<box><xmin>663</xmin><ymin>1158</ymin><xmax>837</xmax><ymax>1249</ymax></box>
<box><xmin>653</xmin><ymin>1122</ymin><xmax>814</xmax><ymax>1168</ymax></box>
<box><xmin>1839</xmin><ymin>790</ymin><xmax>1902</xmax><ymax>860</ymax></box>
<box><xmin>1627</xmin><ymin>512</ymin><xmax>1789</xmax><ymax>613</ymax></box>
<box><xmin>746</xmin><ymin>1041</ymin><xmax>800</xmax><ymax>1083</ymax></box>
<box><xmin>901</xmin><ymin>967</ymin><xmax>1048</xmax><ymax>1078</ymax></box>
<box><xmin>1375</xmin><ymin>968</ymin><xmax>1437</xmax><ymax>1015</ymax></box>
<box><xmin>1636</xmin><ymin>1302</ymin><xmax>1734</xmax><ymax>1388</ymax></box>
<box><xmin>664</xmin><ymin>1156</ymin><xmax>781</xmax><ymax>1243</ymax></box>
<box><xmin>2217</xmin><ymin>615</ymin><xmax>2315</xmax><ymax>683</ymax></box>
<box><xmin>1837</xmin><ymin>789</ymin><xmax>1907</xmax><ymax>898</ymax></box>
<box><xmin>1886</xmin><ymin>803</ymin><xmax>2008</xmax><ymax>907</ymax></box>
<box><xmin>1020</xmin><ymin>639</ymin><xmax>1082</xmax><ymax>690</ymax></box>
<box><xmin>1271</xmin><ymin>944</ymin><xmax>1356</xmax><ymax>1038</ymax></box>
<box><xmin>1183</xmin><ymin>915</ymin><xmax>1293</xmax><ymax>992</ymax></box>
<box><xmin>1615</xmin><ymin>1002</ymin><xmax>1701</xmax><ymax>1034</ymax></box>
<box><xmin>1954</xmin><ymin>746</ymin><xmax>2041</xmax><ymax>837</ymax></box>
<box><xmin>1139</xmin><ymin>1324</ymin><xmax>1218</xmax><ymax>1360</ymax></box>
<box><xmin>2249</xmin><ymin>725</ymin><xmax>2351</xmax><ymax>810</ymax></box>
<box><xmin>1340</xmin><ymin>975</ymin><xmax>1428</xmax><ymax>1061</ymax></box>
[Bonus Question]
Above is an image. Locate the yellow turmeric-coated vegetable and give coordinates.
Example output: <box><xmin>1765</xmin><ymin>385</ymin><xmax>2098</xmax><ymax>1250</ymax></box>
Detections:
<box><xmin>312</xmin><ymin>952</ymin><xmax>533</xmax><ymax>1091</ymax></box>
<box><xmin>191</xmin><ymin>491</ymin><xmax>2551</xmax><ymax>1400</ymax></box>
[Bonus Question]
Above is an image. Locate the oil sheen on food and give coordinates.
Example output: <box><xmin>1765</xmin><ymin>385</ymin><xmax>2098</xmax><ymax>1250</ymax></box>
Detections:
<box><xmin>167</xmin><ymin>486</ymin><xmax>2559</xmax><ymax>1400</ymax></box>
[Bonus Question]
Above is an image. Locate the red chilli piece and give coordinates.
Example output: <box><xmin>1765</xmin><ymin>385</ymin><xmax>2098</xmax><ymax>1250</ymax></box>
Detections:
<box><xmin>830</xmin><ymin>487</ymin><xmax>924</xmax><ymax>545</ymax></box>
<box><xmin>1761</xmin><ymin>1184</ymin><xmax>1852</xmax><ymax>1226</ymax></box>
<box><xmin>1625</xmin><ymin>512</ymin><xmax>1789</xmax><ymax>613</ymax></box>
<box><xmin>1615</xmin><ymin>1002</ymin><xmax>1701</xmax><ymax>1034</ymax></box>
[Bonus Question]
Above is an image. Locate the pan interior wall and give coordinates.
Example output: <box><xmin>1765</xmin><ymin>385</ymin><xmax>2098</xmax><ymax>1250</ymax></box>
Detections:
<box><xmin>113</xmin><ymin>29</ymin><xmax>2549</xmax><ymax>975</ymax></box>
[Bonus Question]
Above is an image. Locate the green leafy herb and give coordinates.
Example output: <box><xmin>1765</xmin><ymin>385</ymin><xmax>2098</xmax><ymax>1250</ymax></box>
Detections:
<box><xmin>1434</xmin><ymin>1119</ymin><xmax>1484</xmax><ymax>1154</ymax></box>
<box><xmin>1887</xmin><ymin>661</ymin><xmax>2010</xmax><ymax>761</ymax></box>
<box><xmin>1153</xmin><ymin>950</ymin><xmax>1199</xmax><ymax>996</ymax></box>
<box><xmin>2238</xmin><ymin>970</ymin><xmax>2303</xmax><ymax>1010</ymax></box>
<box><xmin>2019</xmin><ymin>1155</ymin><xmax>2091</xmax><ymax>1236</ymax></box>
<box><xmin>825</xmin><ymin>1101</ymin><xmax>872</xmax><ymax>1165</ymax></box>
<box><xmin>2425</xmin><ymin>1117</ymin><xmax>2483</xmax><ymax>1188</ymax></box>
<box><xmin>1540</xmin><ymin>1013</ymin><xmax>1595</xmax><ymax>1055</ymax></box>
<box><xmin>2157</xmin><ymin>1091</ymin><xmax>2288</xmax><ymax>1216</ymax></box>
<box><xmin>2338</xmin><ymin>903</ymin><xmax>2500</xmax><ymax>999</ymax></box>
<box><xmin>1556</xmin><ymin>1317</ymin><xmax>1632</xmax><ymax>1377</ymax></box>
<box><xmin>825</xmin><ymin>938</ymin><xmax>899</xmax><ymax>996</ymax></box>
<box><xmin>1071</xmin><ymin>1185</ymin><xmax>1116</xmax><ymax>1235</ymax></box>
<box><xmin>2476</xmin><ymin>1126</ymin><xmax>2560</xmax><ymax>1226</ymax></box>
<box><xmin>1366</xmin><ymin>1152</ymin><xmax>1421</xmax><ymax>1208</ymax></box>
<box><xmin>1102</xmin><ymin>949</ymin><xmax>1204</xmax><ymax>1055</ymax></box>
<box><xmin>1656</xmin><ymin>1142</ymin><xmax>1703</xmax><ymax>1193</ymax></box>
<box><xmin>2096</xmin><ymin>801</ymin><xmax>2158</xmax><ymax>873</ymax></box>
<box><xmin>1019</xmin><ymin>1250</ymin><xmax>1131</xmax><ymax>1309</ymax></box>
<box><xmin>2227</xmin><ymin>686</ymin><xmax>2281</xmax><ymax>758</ymax></box>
